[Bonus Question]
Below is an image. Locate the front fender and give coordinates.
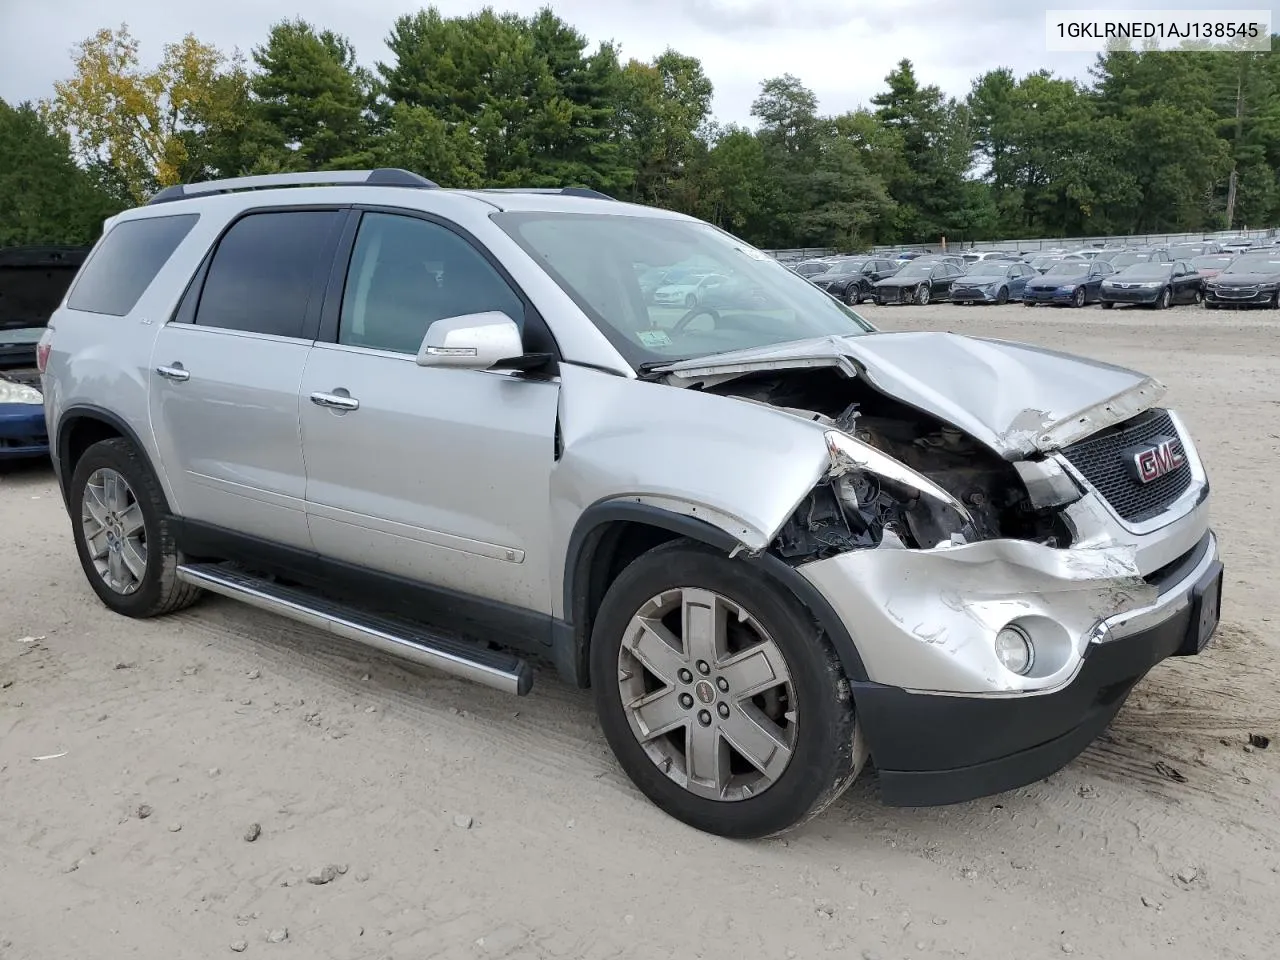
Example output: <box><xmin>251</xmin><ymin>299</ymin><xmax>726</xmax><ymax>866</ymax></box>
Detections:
<box><xmin>548</xmin><ymin>363</ymin><xmax>831</xmax><ymax>618</ymax></box>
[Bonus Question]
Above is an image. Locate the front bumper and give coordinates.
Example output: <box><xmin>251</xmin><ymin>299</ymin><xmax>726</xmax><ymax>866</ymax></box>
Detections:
<box><xmin>1101</xmin><ymin>287</ymin><xmax>1161</xmax><ymax>305</ymax></box>
<box><xmin>874</xmin><ymin>286</ymin><xmax>916</xmax><ymax>305</ymax></box>
<box><xmin>1024</xmin><ymin>287</ymin><xmax>1077</xmax><ymax>304</ymax></box>
<box><xmin>1204</xmin><ymin>286</ymin><xmax>1275</xmax><ymax>306</ymax></box>
<box><xmin>0</xmin><ymin>402</ymin><xmax>49</xmax><ymax>460</ymax></box>
<box><xmin>800</xmin><ymin>508</ymin><xmax>1221</xmax><ymax>805</ymax></box>
<box><xmin>949</xmin><ymin>285</ymin><xmax>1003</xmax><ymax>303</ymax></box>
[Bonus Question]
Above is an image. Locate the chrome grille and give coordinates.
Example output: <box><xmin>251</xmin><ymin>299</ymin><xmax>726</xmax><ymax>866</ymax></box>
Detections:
<box><xmin>1061</xmin><ymin>410</ymin><xmax>1194</xmax><ymax>523</ymax></box>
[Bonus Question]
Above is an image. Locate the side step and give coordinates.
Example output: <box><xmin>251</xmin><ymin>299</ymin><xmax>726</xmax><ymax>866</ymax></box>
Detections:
<box><xmin>176</xmin><ymin>563</ymin><xmax>534</xmax><ymax>696</ymax></box>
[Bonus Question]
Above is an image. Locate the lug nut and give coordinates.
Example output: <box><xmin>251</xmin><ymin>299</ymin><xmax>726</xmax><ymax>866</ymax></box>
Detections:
<box><xmin>717</xmin><ymin>702</ymin><xmax>730</xmax><ymax>719</ymax></box>
<box><xmin>696</xmin><ymin>660</ymin><xmax>711</xmax><ymax>675</ymax></box>
<box><xmin>678</xmin><ymin>668</ymin><xmax>693</xmax><ymax>684</ymax></box>
<box><xmin>697</xmin><ymin>710</ymin><xmax>712</xmax><ymax>726</ymax></box>
<box><xmin>715</xmin><ymin>677</ymin><xmax>729</xmax><ymax>692</ymax></box>
<box><xmin>679</xmin><ymin>693</ymin><xmax>694</xmax><ymax>709</ymax></box>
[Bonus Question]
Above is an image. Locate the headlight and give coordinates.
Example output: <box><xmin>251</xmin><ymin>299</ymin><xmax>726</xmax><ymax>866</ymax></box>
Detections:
<box><xmin>1060</xmin><ymin>284</ymin><xmax>1076</xmax><ymax>292</ymax></box>
<box><xmin>1140</xmin><ymin>282</ymin><xmax>1162</xmax><ymax>288</ymax></box>
<box><xmin>824</xmin><ymin>430</ymin><xmax>976</xmax><ymax>547</ymax></box>
<box><xmin>0</xmin><ymin>379</ymin><xmax>43</xmax><ymax>405</ymax></box>
<box><xmin>995</xmin><ymin>624</ymin><xmax>1035</xmax><ymax>675</ymax></box>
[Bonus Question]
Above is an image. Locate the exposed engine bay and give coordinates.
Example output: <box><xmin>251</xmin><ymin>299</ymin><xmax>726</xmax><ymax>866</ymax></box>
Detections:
<box><xmin>700</xmin><ymin>369</ymin><xmax>1073</xmax><ymax>561</ymax></box>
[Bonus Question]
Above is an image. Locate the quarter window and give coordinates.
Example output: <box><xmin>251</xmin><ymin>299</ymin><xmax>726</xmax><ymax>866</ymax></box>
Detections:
<box><xmin>66</xmin><ymin>214</ymin><xmax>199</xmax><ymax>317</ymax></box>
<box><xmin>194</xmin><ymin>210</ymin><xmax>343</xmax><ymax>338</ymax></box>
<box><xmin>338</xmin><ymin>213</ymin><xmax>523</xmax><ymax>355</ymax></box>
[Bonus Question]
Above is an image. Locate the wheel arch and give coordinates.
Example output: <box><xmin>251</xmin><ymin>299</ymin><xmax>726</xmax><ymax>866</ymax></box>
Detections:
<box><xmin>558</xmin><ymin>499</ymin><xmax>869</xmax><ymax>689</ymax></box>
<box><xmin>55</xmin><ymin>405</ymin><xmax>158</xmax><ymax>507</ymax></box>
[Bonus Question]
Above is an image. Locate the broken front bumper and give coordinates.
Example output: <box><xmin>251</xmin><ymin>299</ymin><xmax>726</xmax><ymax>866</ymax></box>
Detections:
<box><xmin>798</xmin><ymin>509</ymin><xmax>1222</xmax><ymax>806</ymax></box>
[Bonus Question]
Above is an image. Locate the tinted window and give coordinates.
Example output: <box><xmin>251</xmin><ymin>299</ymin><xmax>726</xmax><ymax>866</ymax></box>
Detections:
<box><xmin>339</xmin><ymin>212</ymin><xmax>524</xmax><ymax>354</ymax></box>
<box><xmin>194</xmin><ymin>211</ymin><xmax>341</xmax><ymax>338</ymax></box>
<box><xmin>66</xmin><ymin>214</ymin><xmax>198</xmax><ymax>316</ymax></box>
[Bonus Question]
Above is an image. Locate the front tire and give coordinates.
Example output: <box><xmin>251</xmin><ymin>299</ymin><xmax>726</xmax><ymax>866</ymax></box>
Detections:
<box><xmin>1072</xmin><ymin>287</ymin><xmax>1086</xmax><ymax>308</ymax></box>
<box><xmin>1155</xmin><ymin>287</ymin><xmax>1172</xmax><ymax>310</ymax></box>
<box><xmin>995</xmin><ymin>286</ymin><xmax>1009</xmax><ymax>305</ymax></box>
<box><xmin>590</xmin><ymin>540</ymin><xmax>864</xmax><ymax>839</ymax></box>
<box><xmin>684</xmin><ymin>293</ymin><xmax>697</xmax><ymax>308</ymax></box>
<box><xmin>845</xmin><ymin>286</ymin><xmax>862</xmax><ymax>306</ymax></box>
<box><xmin>915</xmin><ymin>284</ymin><xmax>931</xmax><ymax>305</ymax></box>
<box><xmin>69</xmin><ymin>438</ymin><xmax>202</xmax><ymax>618</ymax></box>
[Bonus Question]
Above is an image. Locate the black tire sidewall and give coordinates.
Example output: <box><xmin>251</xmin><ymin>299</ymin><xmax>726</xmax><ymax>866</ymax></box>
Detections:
<box><xmin>589</xmin><ymin>542</ymin><xmax>856</xmax><ymax>839</ymax></box>
<box><xmin>69</xmin><ymin>439</ymin><xmax>173</xmax><ymax>617</ymax></box>
<box><xmin>1074</xmin><ymin>288</ymin><xmax>1085</xmax><ymax>307</ymax></box>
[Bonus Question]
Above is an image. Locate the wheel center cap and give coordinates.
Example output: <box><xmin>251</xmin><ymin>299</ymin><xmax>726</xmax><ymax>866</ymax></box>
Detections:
<box><xmin>694</xmin><ymin>680</ymin><xmax>716</xmax><ymax>705</ymax></box>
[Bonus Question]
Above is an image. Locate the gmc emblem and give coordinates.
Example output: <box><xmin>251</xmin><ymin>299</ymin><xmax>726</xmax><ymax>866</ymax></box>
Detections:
<box><xmin>1124</xmin><ymin>435</ymin><xmax>1186</xmax><ymax>484</ymax></box>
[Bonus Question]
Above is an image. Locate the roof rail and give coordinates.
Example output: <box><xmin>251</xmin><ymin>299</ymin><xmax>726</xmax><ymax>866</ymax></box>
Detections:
<box><xmin>146</xmin><ymin>168</ymin><xmax>438</xmax><ymax>205</ymax></box>
<box><xmin>481</xmin><ymin>187</ymin><xmax>615</xmax><ymax>201</ymax></box>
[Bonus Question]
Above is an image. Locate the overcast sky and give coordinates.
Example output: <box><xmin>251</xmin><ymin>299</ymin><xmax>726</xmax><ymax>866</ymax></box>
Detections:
<box><xmin>1</xmin><ymin>0</ymin><xmax>1275</xmax><ymax>125</ymax></box>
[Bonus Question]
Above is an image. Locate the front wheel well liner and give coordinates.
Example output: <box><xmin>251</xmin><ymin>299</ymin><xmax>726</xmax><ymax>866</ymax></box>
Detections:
<box><xmin>560</xmin><ymin>500</ymin><xmax>869</xmax><ymax>688</ymax></box>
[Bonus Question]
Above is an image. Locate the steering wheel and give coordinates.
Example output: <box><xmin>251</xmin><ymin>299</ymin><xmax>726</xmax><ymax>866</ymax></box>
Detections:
<box><xmin>670</xmin><ymin>305</ymin><xmax>721</xmax><ymax>337</ymax></box>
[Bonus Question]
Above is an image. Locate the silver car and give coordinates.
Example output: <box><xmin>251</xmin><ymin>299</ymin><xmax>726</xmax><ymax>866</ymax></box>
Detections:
<box><xmin>38</xmin><ymin>170</ymin><xmax>1223</xmax><ymax>839</ymax></box>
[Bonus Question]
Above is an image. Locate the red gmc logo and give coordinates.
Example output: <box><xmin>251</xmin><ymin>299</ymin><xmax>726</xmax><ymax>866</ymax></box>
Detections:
<box><xmin>1127</xmin><ymin>436</ymin><xmax>1186</xmax><ymax>484</ymax></box>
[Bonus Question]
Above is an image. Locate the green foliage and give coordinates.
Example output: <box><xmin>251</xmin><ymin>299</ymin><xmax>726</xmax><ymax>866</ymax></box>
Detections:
<box><xmin>12</xmin><ymin>16</ymin><xmax>1280</xmax><ymax>252</ymax></box>
<box><xmin>0</xmin><ymin>99</ymin><xmax>123</xmax><ymax>246</ymax></box>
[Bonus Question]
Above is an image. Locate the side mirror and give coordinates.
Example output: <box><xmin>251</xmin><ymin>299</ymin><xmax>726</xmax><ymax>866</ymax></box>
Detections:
<box><xmin>416</xmin><ymin>312</ymin><xmax>525</xmax><ymax>370</ymax></box>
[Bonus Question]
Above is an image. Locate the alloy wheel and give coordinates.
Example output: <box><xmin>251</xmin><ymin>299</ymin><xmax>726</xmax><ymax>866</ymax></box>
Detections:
<box><xmin>616</xmin><ymin>587</ymin><xmax>797</xmax><ymax>802</ymax></box>
<box><xmin>81</xmin><ymin>467</ymin><xmax>148</xmax><ymax>595</ymax></box>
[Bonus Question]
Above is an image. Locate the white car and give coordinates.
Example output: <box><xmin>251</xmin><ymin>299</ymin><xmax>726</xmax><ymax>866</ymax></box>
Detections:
<box><xmin>652</xmin><ymin>272</ymin><xmax>729</xmax><ymax>308</ymax></box>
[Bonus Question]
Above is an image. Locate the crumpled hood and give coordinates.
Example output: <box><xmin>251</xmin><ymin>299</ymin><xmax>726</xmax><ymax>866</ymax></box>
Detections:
<box><xmin>653</xmin><ymin>331</ymin><xmax>1166</xmax><ymax>460</ymax></box>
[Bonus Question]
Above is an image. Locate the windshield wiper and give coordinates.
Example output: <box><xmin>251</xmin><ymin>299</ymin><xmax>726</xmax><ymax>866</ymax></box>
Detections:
<box><xmin>636</xmin><ymin>358</ymin><xmax>691</xmax><ymax>377</ymax></box>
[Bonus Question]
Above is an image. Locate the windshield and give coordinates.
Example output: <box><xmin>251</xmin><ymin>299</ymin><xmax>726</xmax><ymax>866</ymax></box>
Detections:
<box><xmin>1192</xmin><ymin>255</ymin><xmax>1232</xmax><ymax>270</ymax></box>
<box><xmin>1108</xmin><ymin>253</ymin><xmax>1152</xmax><ymax>269</ymax></box>
<box><xmin>1224</xmin><ymin>253</ymin><xmax>1280</xmax><ymax>274</ymax></box>
<box><xmin>892</xmin><ymin>262</ymin><xmax>934</xmax><ymax>278</ymax></box>
<box><xmin>818</xmin><ymin>259</ymin><xmax>867</xmax><ymax>275</ymax></box>
<box><xmin>965</xmin><ymin>262</ymin><xmax>1009</xmax><ymax>277</ymax></box>
<box><xmin>1115</xmin><ymin>264</ymin><xmax>1170</xmax><ymax>280</ymax></box>
<box><xmin>1044</xmin><ymin>262</ymin><xmax>1086</xmax><ymax>277</ymax></box>
<box><xmin>793</xmin><ymin>261</ymin><xmax>830</xmax><ymax>276</ymax></box>
<box><xmin>494</xmin><ymin>212</ymin><xmax>875</xmax><ymax>366</ymax></box>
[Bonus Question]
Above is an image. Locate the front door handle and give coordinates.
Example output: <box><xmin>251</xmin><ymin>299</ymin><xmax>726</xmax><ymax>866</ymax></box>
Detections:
<box><xmin>310</xmin><ymin>391</ymin><xmax>360</xmax><ymax>411</ymax></box>
<box><xmin>156</xmin><ymin>363</ymin><xmax>190</xmax><ymax>382</ymax></box>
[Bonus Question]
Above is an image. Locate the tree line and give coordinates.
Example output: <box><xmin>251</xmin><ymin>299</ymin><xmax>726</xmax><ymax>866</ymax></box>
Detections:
<box><xmin>2</xmin><ymin>8</ymin><xmax>1276</xmax><ymax>251</ymax></box>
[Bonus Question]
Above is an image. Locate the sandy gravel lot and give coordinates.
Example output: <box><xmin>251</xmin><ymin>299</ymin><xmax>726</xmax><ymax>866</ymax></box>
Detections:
<box><xmin>2</xmin><ymin>302</ymin><xmax>1277</xmax><ymax>960</ymax></box>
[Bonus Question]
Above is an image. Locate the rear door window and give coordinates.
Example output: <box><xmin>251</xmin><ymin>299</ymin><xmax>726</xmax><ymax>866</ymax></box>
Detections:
<box><xmin>194</xmin><ymin>210</ymin><xmax>344</xmax><ymax>339</ymax></box>
<box><xmin>66</xmin><ymin>214</ymin><xmax>199</xmax><ymax>317</ymax></box>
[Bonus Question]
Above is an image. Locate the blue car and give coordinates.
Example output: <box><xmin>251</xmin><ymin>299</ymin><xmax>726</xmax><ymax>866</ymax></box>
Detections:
<box><xmin>1023</xmin><ymin>259</ymin><xmax>1115</xmax><ymax>307</ymax></box>
<box><xmin>0</xmin><ymin>246</ymin><xmax>90</xmax><ymax>460</ymax></box>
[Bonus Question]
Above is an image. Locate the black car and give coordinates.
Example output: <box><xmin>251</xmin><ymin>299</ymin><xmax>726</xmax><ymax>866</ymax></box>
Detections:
<box><xmin>809</xmin><ymin>256</ymin><xmax>899</xmax><ymax>305</ymax></box>
<box><xmin>1203</xmin><ymin>250</ymin><xmax>1280</xmax><ymax>308</ymax></box>
<box><xmin>872</xmin><ymin>259</ymin><xmax>964</xmax><ymax>305</ymax></box>
<box><xmin>949</xmin><ymin>260</ymin><xmax>1037</xmax><ymax>304</ymax></box>
<box><xmin>1022</xmin><ymin>258</ymin><xmax>1114</xmax><ymax>307</ymax></box>
<box><xmin>1</xmin><ymin>245</ymin><xmax>91</xmax><ymax>460</ymax></box>
<box><xmin>1099</xmin><ymin>260</ymin><xmax>1203</xmax><ymax>309</ymax></box>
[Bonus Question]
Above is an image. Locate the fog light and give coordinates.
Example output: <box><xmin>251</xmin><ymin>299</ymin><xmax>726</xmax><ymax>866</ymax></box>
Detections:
<box><xmin>995</xmin><ymin>625</ymin><xmax>1035</xmax><ymax>675</ymax></box>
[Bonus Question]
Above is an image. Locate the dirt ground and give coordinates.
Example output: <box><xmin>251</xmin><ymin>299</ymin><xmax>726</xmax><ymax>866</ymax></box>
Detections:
<box><xmin>2</xmin><ymin>302</ymin><xmax>1278</xmax><ymax>960</ymax></box>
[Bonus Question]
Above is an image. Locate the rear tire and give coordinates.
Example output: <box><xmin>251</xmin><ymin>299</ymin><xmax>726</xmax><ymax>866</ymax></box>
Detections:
<box><xmin>590</xmin><ymin>540</ymin><xmax>865</xmax><ymax>839</ymax></box>
<box><xmin>68</xmin><ymin>438</ymin><xmax>202</xmax><ymax>618</ymax></box>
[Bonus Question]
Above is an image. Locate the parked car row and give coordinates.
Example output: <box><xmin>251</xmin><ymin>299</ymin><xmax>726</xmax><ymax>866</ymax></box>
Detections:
<box><xmin>785</xmin><ymin>242</ymin><xmax>1280</xmax><ymax>310</ymax></box>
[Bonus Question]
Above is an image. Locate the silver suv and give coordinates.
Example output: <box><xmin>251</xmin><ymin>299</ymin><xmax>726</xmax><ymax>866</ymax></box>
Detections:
<box><xmin>39</xmin><ymin>170</ymin><xmax>1223</xmax><ymax>838</ymax></box>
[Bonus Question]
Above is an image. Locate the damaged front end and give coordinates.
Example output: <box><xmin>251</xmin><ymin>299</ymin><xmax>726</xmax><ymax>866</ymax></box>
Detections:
<box><xmin>699</xmin><ymin>366</ymin><xmax>1189</xmax><ymax>697</ymax></box>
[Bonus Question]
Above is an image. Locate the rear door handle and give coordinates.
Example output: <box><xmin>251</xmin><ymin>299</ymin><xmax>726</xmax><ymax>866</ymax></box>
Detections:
<box><xmin>310</xmin><ymin>391</ymin><xmax>359</xmax><ymax>411</ymax></box>
<box><xmin>156</xmin><ymin>364</ymin><xmax>190</xmax><ymax>382</ymax></box>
